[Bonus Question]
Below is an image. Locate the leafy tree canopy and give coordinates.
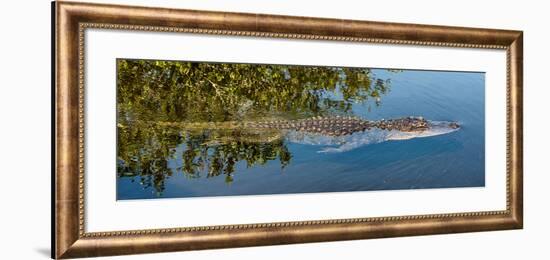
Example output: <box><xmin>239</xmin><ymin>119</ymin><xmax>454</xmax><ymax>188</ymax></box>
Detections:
<box><xmin>117</xmin><ymin>59</ymin><xmax>395</xmax><ymax>195</ymax></box>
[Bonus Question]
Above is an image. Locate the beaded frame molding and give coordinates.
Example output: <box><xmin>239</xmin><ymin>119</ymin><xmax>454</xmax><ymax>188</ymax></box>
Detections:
<box><xmin>53</xmin><ymin>1</ymin><xmax>523</xmax><ymax>259</ymax></box>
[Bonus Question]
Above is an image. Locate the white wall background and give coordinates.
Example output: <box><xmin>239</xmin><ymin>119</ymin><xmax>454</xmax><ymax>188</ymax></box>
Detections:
<box><xmin>0</xmin><ymin>0</ymin><xmax>548</xmax><ymax>259</ymax></box>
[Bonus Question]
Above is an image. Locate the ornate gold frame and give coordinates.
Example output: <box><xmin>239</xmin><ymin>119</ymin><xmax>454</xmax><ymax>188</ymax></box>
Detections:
<box><xmin>53</xmin><ymin>1</ymin><xmax>523</xmax><ymax>259</ymax></box>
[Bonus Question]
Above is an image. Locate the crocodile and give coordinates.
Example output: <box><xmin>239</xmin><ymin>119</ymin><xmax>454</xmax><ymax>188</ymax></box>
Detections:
<box><xmin>136</xmin><ymin>116</ymin><xmax>461</xmax><ymax>153</ymax></box>
<box><xmin>153</xmin><ymin>116</ymin><xmax>460</xmax><ymax>137</ymax></box>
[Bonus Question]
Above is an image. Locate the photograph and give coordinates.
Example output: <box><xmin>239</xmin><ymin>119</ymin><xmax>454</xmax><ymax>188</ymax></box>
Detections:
<box><xmin>0</xmin><ymin>0</ymin><xmax>543</xmax><ymax>257</ymax></box>
<box><xmin>45</xmin><ymin>1</ymin><xmax>527</xmax><ymax>258</ymax></box>
<box><xmin>116</xmin><ymin>59</ymin><xmax>484</xmax><ymax>200</ymax></box>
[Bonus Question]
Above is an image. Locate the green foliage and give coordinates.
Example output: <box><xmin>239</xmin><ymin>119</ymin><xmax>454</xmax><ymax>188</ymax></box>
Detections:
<box><xmin>117</xmin><ymin>122</ymin><xmax>291</xmax><ymax>193</ymax></box>
<box><xmin>116</xmin><ymin>59</ymin><xmax>394</xmax><ymax>196</ymax></box>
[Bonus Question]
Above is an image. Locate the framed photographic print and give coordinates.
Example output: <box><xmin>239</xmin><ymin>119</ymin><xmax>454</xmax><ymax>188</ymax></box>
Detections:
<box><xmin>53</xmin><ymin>1</ymin><xmax>523</xmax><ymax>259</ymax></box>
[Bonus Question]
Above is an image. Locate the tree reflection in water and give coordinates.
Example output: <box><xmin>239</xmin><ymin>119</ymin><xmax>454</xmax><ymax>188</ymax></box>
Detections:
<box><xmin>117</xmin><ymin>59</ymin><xmax>396</xmax><ymax>195</ymax></box>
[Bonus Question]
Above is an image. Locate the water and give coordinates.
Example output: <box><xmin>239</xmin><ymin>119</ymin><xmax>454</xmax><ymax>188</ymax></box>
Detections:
<box><xmin>117</xmin><ymin>64</ymin><xmax>484</xmax><ymax>200</ymax></box>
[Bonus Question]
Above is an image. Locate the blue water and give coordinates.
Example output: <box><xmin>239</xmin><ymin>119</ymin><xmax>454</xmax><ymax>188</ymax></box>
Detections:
<box><xmin>117</xmin><ymin>69</ymin><xmax>485</xmax><ymax>199</ymax></box>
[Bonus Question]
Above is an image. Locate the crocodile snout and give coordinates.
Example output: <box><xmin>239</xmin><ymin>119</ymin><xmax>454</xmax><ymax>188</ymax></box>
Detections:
<box><xmin>449</xmin><ymin>122</ymin><xmax>460</xmax><ymax>129</ymax></box>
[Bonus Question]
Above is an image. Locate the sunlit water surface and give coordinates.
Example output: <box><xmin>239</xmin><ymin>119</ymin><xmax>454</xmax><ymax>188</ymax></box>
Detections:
<box><xmin>117</xmin><ymin>69</ymin><xmax>485</xmax><ymax>199</ymax></box>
